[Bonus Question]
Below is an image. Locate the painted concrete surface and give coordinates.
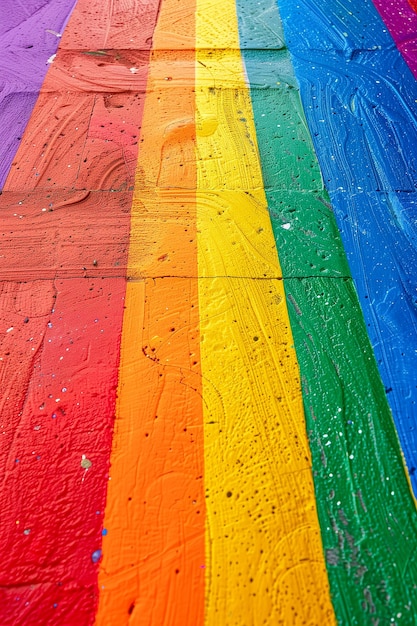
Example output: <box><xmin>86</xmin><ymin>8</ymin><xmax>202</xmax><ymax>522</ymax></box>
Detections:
<box><xmin>1</xmin><ymin>1</ymin><xmax>417</xmax><ymax>624</ymax></box>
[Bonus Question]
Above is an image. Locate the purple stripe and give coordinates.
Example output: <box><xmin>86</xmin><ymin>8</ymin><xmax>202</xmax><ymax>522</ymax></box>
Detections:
<box><xmin>0</xmin><ymin>0</ymin><xmax>77</xmax><ymax>187</ymax></box>
<box><xmin>372</xmin><ymin>0</ymin><xmax>417</xmax><ymax>77</ymax></box>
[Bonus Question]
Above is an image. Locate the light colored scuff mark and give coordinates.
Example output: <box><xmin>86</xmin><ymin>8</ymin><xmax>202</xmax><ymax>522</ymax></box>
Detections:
<box><xmin>81</xmin><ymin>454</ymin><xmax>92</xmax><ymax>482</ymax></box>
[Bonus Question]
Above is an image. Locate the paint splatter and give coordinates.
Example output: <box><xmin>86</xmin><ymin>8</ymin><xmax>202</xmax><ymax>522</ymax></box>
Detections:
<box><xmin>2</xmin><ymin>0</ymin><xmax>417</xmax><ymax>624</ymax></box>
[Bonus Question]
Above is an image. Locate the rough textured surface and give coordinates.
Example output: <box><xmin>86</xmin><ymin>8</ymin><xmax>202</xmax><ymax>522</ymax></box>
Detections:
<box><xmin>195</xmin><ymin>3</ymin><xmax>335</xmax><ymax>625</ymax></box>
<box><xmin>0</xmin><ymin>0</ymin><xmax>156</xmax><ymax>623</ymax></box>
<box><xmin>2</xmin><ymin>0</ymin><xmax>417</xmax><ymax>625</ymax></box>
<box><xmin>97</xmin><ymin>0</ymin><xmax>334</xmax><ymax>623</ymax></box>
<box><xmin>0</xmin><ymin>277</ymin><xmax>126</xmax><ymax>625</ymax></box>
<box><xmin>0</xmin><ymin>0</ymin><xmax>77</xmax><ymax>187</ymax></box>
<box><xmin>241</xmin><ymin>1</ymin><xmax>417</xmax><ymax>623</ymax></box>
<box><xmin>95</xmin><ymin>2</ymin><xmax>206</xmax><ymax>623</ymax></box>
<box><xmin>280</xmin><ymin>0</ymin><xmax>417</xmax><ymax>496</ymax></box>
<box><xmin>373</xmin><ymin>0</ymin><xmax>417</xmax><ymax>77</ymax></box>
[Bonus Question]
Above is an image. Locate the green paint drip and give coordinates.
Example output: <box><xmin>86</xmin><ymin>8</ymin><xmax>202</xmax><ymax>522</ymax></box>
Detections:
<box><xmin>236</xmin><ymin>0</ymin><xmax>417</xmax><ymax>622</ymax></box>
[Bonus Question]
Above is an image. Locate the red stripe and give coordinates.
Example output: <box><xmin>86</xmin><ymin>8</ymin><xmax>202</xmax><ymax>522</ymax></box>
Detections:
<box><xmin>0</xmin><ymin>277</ymin><xmax>125</xmax><ymax>624</ymax></box>
<box><xmin>0</xmin><ymin>0</ymin><xmax>161</xmax><ymax>623</ymax></box>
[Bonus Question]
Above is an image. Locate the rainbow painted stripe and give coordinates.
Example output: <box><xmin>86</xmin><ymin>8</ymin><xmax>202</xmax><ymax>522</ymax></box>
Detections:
<box><xmin>1</xmin><ymin>0</ymin><xmax>417</xmax><ymax>624</ymax></box>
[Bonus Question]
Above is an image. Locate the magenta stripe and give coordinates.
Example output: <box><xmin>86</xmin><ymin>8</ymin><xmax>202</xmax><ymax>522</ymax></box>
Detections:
<box><xmin>372</xmin><ymin>0</ymin><xmax>417</xmax><ymax>77</ymax></box>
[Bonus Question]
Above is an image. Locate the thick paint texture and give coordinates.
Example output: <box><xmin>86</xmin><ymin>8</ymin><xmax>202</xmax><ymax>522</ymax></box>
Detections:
<box><xmin>0</xmin><ymin>278</ymin><xmax>125</xmax><ymax>624</ymax></box>
<box><xmin>279</xmin><ymin>0</ymin><xmax>417</xmax><ymax>496</ymax></box>
<box><xmin>4</xmin><ymin>51</ymin><xmax>149</xmax><ymax>192</ymax></box>
<box><xmin>4</xmin><ymin>0</ymin><xmax>417</xmax><ymax>624</ymax></box>
<box><xmin>96</xmin><ymin>0</ymin><xmax>206</xmax><ymax>624</ymax></box>
<box><xmin>239</xmin><ymin>0</ymin><xmax>417</xmax><ymax>622</ymax></box>
<box><xmin>195</xmin><ymin>0</ymin><xmax>335</xmax><ymax>624</ymax></box>
<box><xmin>0</xmin><ymin>0</ymin><xmax>158</xmax><ymax>623</ymax></box>
<box><xmin>373</xmin><ymin>0</ymin><xmax>417</xmax><ymax>77</ymax></box>
<box><xmin>0</xmin><ymin>0</ymin><xmax>76</xmax><ymax>187</ymax></box>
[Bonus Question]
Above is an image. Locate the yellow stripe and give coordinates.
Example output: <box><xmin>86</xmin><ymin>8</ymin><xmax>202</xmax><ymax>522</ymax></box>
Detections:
<box><xmin>195</xmin><ymin>1</ymin><xmax>336</xmax><ymax>623</ymax></box>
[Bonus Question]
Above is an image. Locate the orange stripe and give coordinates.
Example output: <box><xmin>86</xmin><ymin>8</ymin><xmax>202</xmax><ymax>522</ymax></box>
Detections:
<box><xmin>95</xmin><ymin>0</ymin><xmax>205</xmax><ymax>624</ymax></box>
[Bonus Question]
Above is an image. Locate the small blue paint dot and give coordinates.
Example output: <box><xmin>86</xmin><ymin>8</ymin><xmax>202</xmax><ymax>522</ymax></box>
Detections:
<box><xmin>15</xmin><ymin>459</ymin><xmax>19</xmax><ymax>463</ymax></box>
<box><xmin>102</xmin><ymin>528</ymin><xmax>108</xmax><ymax>536</ymax></box>
<box><xmin>52</xmin><ymin>413</ymin><xmax>57</xmax><ymax>419</ymax></box>
<box><xmin>53</xmin><ymin>603</ymin><xmax>58</xmax><ymax>609</ymax></box>
<box><xmin>91</xmin><ymin>549</ymin><xmax>102</xmax><ymax>564</ymax></box>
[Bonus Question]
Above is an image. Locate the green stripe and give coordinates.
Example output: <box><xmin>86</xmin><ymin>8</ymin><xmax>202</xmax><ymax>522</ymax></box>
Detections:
<box><xmin>236</xmin><ymin>0</ymin><xmax>417</xmax><ymax>622</ymax></box>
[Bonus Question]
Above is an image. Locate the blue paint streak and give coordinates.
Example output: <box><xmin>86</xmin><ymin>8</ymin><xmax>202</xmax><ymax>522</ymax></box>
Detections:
<box><xmin>279</xmin><ymin>0</ymin><xmax>394</xmax><ymax>53</ymax></box>
<box><xmin>278</xmin><ymin>0</ymin><xmax>417</xmax><ymax>488</ymax></box>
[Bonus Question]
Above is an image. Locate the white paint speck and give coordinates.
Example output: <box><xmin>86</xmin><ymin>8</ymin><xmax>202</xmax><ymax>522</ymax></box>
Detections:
<box><xmin>45</xmin><ymin>29</ymin><xmax>61</xmax><ymax>37</ymax></box>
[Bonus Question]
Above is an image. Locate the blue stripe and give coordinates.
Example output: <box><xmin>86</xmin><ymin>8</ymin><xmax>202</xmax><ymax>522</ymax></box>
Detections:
<box><xmin>279</xmin><ymin>0</ymin><xmax>417</xmax><ymax>490</ymax></box>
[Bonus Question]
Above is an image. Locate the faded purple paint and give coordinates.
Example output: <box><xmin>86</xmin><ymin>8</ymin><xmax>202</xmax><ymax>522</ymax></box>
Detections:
<box><xmin>0</xmin><ymin>0</ymin><xmax>77</xmax><ymax>187</ymax></box>
<box><xmin>372</xmin><ymin>0</ymin><xmax>417</xmax><ymax>78</ymax></box>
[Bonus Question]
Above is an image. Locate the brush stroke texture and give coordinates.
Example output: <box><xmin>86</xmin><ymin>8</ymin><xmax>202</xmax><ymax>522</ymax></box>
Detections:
<box><xmin>239</xmin><ymin>0</ymin><xmax>417</xmax><ymax>622</ymax></box>
<box><xmin>279</xmin><ymin>0</ymin><xmax>417</xmax><ymax>496</ymax></box>
<box><xmin>96</xmin><ymin>0</ymin><xmax>206</xmax><ymax>624</ymax></box>
<box><xmin>0</xmin><ymin>1</ymin><xmax>160</xmax><ymax>623</ymax></box>
<box><xmin>373</xmin><ymin>0</ymin><xmax>417</xmax><ymax>78</ymax></box>
<box><xmin>0</xmin><ymin>0</ymin><xmax>77</xmax><ymax>187</ymax></box>
<box><xmin>196</xmin><ymin>1</ymin><xmax>335</xmax><ymax>624</ymax></box>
